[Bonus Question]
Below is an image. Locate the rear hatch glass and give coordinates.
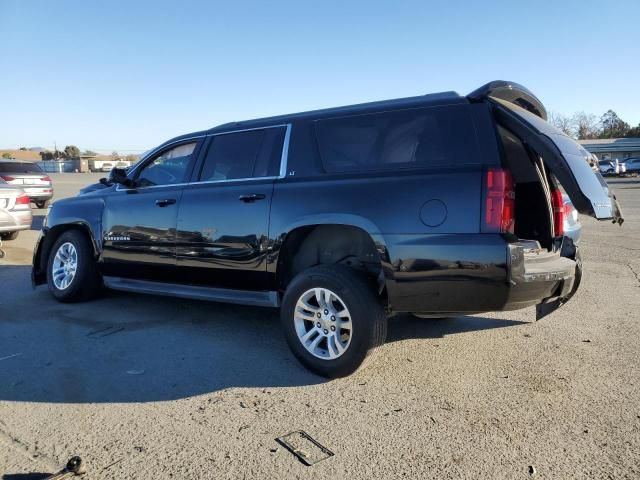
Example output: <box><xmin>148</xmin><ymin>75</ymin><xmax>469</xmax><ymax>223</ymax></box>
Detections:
<box><xmin>490</xmin><ymin>98</ymin><xmax>622</xmax><ymax>223</ymax></box>
<box><xmin>0</xmin><ymin>162</ymin><xmax>44</xmax><ymax>174</ymax></box>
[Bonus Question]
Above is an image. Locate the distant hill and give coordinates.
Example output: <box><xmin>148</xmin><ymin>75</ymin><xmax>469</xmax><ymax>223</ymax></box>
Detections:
<box><xmin>1</xmin><ymin>150</ymin><xmax>139</xmax><ymax>163</ymax></box>
<box><xmin>0</xmin><ymin>149</ymin><xmax>41</xmax><ymax>161</ymax></box>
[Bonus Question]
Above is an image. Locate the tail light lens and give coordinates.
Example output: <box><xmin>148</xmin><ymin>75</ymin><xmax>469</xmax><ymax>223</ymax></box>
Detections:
<box><xmin>12</xmin><ymin>193</ymin><xmax>30</xmax><ymax>211</ymax></box>
<box><xmin>1</xmin><ymin>175</ymin><xmax>15</xmax><ymax>181</ymax></box>
<box><xmin>551</xmin><ymin>189</ymin><xmax>564</xmax><ymax>237</ymax></box>
<box><xmin>482</xmin><ymin>168</ymin><xmax>515</xmax><ymax>234</ymax></box>
<box><xmin>563</xmin><ymin>202</ymin><xmax>577</xmax><ymax>222</ymax></box>
<box><xmin>43</xmin><ymin>175</ymin><xmax>52</xmax><ymax>182</ymax></box>
<box><xmin>15</xmin><ymin>194</ymin><xmax>30</xmax><ymax>205</ymax></box>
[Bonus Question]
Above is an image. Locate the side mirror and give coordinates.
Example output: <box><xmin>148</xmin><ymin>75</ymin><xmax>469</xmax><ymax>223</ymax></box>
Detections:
<box><xmin>108</xmin><ymin>167</ymin><xmax>132</xmax><ymax>187</ymax></box>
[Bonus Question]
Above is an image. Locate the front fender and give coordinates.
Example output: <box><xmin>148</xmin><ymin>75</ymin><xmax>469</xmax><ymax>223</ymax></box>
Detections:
<box><xmin>31</xmin><ymin>197</ymin><xmax>105</xmax><ymax>286</ymax></box>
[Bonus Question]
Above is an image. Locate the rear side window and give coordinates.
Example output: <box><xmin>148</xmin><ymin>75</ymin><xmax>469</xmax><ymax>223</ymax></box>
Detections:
<box><xmin>315</xmin><ymin>105</ymin><xmax>479</xmax><ymax>173</ymax></box>
<box><xmin>0</xmin><ymin>162</ymin><xmax>43</xmax><ymax>173</ymax></box>
<box><xmin>198</xmin><ymin>127</ymin><xmax>285</xmax><ymax>182</ymax></box>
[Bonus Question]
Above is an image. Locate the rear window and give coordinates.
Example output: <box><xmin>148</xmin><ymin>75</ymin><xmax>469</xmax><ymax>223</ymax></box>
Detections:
<box><xmin>198</xmin><ymin>127</ymin><xmax>285</xmax><ymax>182</ymax></box>
<box><xmin>0</xmin><ymin>162</ymin><xmax>43</xmax><ymax>173</ymax></box>
<box><xmin>315</xmin><ymin>105</ymin><xmax>479</xmax><ymax>173</ymax></box>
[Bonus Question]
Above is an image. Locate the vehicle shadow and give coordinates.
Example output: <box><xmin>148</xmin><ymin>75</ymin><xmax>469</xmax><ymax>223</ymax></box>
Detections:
<box><xmin>387</xmin><ymin>313</ymin><xmax>525</xmax><ymax>342</ymax></box>
<box><xmin>0</xmin><ymin>265</ymin><xmax>525</xmax><ymax>404</ymax></box>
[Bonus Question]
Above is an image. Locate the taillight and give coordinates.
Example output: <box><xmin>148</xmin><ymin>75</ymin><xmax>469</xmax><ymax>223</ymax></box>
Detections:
<box><xmin>563</xmin><ymin>202</ymin><xmax>576</xmax><ymax>222</ymax></box>
<box><xmin>482</xmin><ymin>168</ymin><xmax>515</xmax><ymax>234</ymax></box>
<box><xmin>15</xmin><ymin>194</ymin><xmax>29</xmax><ymax>205</ymax></box>
<box><xmin>1</xmin><ymin>175</ymin><xmax>15</xmax><ymax>181</ymax></box>
<box><xmin>551</xmin><ymin>189</ymin><xmax>564</xmax><ymax>237</ymax></box>
<box><xmin>43</xmin><ymin>176</ymin><xmax>52</xmax><ymax>182</ymax></box>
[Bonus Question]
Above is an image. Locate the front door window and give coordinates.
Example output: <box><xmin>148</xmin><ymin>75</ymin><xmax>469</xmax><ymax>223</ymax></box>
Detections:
<box><xmin>135</xmin><ymin>142</ymin><xmax>196</xmax><ymax>187</ymax></box>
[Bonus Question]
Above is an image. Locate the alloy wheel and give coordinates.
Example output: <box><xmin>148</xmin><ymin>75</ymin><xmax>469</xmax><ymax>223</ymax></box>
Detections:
<box><xmin>51</xmin><ymin>242</ymin><xmax>78</xmax><ymax>290</ymax></box>
<box><xmin>293</xmin><ymin>287</ymin><xmax>353</xmax><ymax>360</ymax></box>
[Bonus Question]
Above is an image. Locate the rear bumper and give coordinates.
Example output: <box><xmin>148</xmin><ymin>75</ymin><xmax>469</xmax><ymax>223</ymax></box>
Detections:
<box><xmin>0</xmin><ymin>224</ymin><xmax>30</xmax><ymax>233</ymax></box>
<box><xmin>0</xmin><ymin>209</ymin><xmax>32</xmax><ymax>232</ymax></box>
<box><xmin>24</xmin><ymin>189</ymin><xmax>53</xmax><ymax>201</ymax></box>
<box><xmin>504</xmin><ymin>240</ymin><xmax>579</xmax><ymax>317</ymax></box>
<box><xmin>383</xmin><ymin>234</ymin><xmax>580</xmax><ymax>318</ymax></box>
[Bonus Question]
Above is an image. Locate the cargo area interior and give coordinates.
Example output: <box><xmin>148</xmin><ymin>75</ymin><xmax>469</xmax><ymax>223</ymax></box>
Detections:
<box><xmin>497</xmin><ymin>124</ymin><xmax>555</xmax><ymax>251</ymax></box>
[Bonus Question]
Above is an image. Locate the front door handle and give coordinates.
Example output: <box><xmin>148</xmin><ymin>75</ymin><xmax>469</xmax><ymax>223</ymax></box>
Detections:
<box><xmin>238</xmin><ymin>193</ymin><xmax>266</xmax><ymax>203</ymax></box>
<box><xmin>155</xmin><ymin>198</ymin><xmax>176</xmax><ymax>207</ymax></box>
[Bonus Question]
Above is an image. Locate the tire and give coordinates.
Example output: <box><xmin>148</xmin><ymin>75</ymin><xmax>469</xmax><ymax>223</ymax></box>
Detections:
<box><xmin>35</xmin><ymin>200</ymin><xmax>48</xmax><ymax>209</ymax></box>
<box><xmin>46</xmin><ymin>230</ymin><xmax>101</xmax><ymax>302</ymax></box>
<box><xmin>281</xmin><ymin>264</ymin><xmax>387</xmax><ymax>378</ymax></box>
<box><xmin>0</xmin><ymin>231</ymin><xmax>19</xmax><ymax>241</ymax></box>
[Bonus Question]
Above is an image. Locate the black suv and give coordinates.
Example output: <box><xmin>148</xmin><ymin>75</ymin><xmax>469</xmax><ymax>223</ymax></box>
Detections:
<box><xmin>32</xmin><ymin>81</ymin><xmax>623</xmax><ymax>377</ymax></box>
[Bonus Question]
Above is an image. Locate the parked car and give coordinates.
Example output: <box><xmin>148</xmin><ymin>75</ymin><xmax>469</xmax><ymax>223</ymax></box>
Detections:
<box><xmin>0</xmin><ymin>178</ymin><xmax>32</xmax><ymax>240</ymax></box>
<box><xmin>618</xmin><ymin>159</ymin><xmax>627</xmax><ymax>175</ymax></box>
<box><xmin>32</xmin><ymin>80</ymin><xmax>622</xmax><ymax>377</ymax></box>
<box><xmin>621</xmin><ymin>157</ymin><xmax>640</xmax><ymax>174</ymax></box>
<box><xmin>562</xmin><ymin>193</ymin><xmax>581</xmax><ymax>244</ymax></box>
<box><xmin>598</xmin><ymin>160</ymin><xmax>619</xmax><ymax>176</ymax></box>
<box><xmin>0</xmin><ymin>160</ymin><xmax>53</xmax><ymax>208</ymax></box>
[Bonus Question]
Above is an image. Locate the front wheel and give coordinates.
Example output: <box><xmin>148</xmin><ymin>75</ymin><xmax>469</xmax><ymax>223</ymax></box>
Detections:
<box><xmin>47</xmin><ymin>230</ymin><xmax>102</xmax><ymax>302</ymax></box>
<box><xmin>281</xmin><ymin>265</ymin><xmax>387</xmax><ymax>378</ymax></box>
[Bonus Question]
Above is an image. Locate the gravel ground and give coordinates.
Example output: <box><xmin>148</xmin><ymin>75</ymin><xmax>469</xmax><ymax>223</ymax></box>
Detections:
<box><xmin>0</xmin><ymin>174</ymin><xmax>638</xmax><ymax>479</ymax></box>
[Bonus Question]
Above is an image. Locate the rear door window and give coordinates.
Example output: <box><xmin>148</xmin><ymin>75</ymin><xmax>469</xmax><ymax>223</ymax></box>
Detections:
<box><xmin>198</xmin><ymin>127</ymin><xmax>285</xmax><ymax>182</ymax></box>
<box><xmin>314</xmin><ymin>105</ymin><xmax>479</xmax><ymax>173</ymax></box>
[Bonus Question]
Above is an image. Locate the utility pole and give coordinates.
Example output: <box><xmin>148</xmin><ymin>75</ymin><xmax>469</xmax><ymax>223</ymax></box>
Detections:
<box><xmin>54</xmin><ymin>141</ymin><xmax>57</xmax><ymax>160</ymax></box>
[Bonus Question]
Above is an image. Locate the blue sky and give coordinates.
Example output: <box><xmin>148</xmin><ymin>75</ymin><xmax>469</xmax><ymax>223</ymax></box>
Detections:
<box><xmin>1</xmin><ymin>0</ymin><xmax>638</xmax><ymax>153</ymax></box>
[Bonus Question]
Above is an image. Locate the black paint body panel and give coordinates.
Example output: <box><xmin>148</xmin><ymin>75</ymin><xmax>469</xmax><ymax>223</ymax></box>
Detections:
<box><xmin>100</xmin><ymin>185</ymin><xmax>183</xmax><ymax>282</ymax></box>
<box><xmin>175</xmin><ymin>179</ymin><xmax>274</xmax><ymax>290</ymax></box>
<box><xmin>32</xmin><ymin>81</ymin><xmax>605</xmax><ymax>318</ymax></box>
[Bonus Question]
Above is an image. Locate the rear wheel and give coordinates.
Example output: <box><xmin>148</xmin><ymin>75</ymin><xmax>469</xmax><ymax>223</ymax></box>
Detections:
<box><xmin>281</xmin><ymin>264</ymin><xmax>387</xmax><ymax>378</ymax></box>
<box><xmin>0</xmin><ymin>231</ymin><xmax>19</xmax><ymax>241</ymax></box>
<box><xmin>47</xmin><ymin>230</ymin><xmax>101</xmax><ymax>302</ymax></box>
<box><xmin>35</xmin><ymin>200</ymin><xmax>48</xmax><ymax>209</ymax></box>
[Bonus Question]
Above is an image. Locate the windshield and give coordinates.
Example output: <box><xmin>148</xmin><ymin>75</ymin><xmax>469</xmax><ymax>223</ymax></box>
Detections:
<box><xmin>0</xmin><ymin>162</ymin><xmax>43</xmax><ymax>173</ymax></box>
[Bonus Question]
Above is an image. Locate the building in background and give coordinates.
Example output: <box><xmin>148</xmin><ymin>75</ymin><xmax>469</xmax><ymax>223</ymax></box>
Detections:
<box><xmin>578</xmin><ymin>138</ymin><xmax>640</xmax><ymax>161</ymax></box>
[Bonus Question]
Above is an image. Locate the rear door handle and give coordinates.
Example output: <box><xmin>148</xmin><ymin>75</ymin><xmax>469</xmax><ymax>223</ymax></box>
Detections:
<box><xmin>155</xmin><ymin>198</ymin><xmax>176</xmax><ymax>207</ymax></box>
<box><xmin>238</xmin><ymin>193</ymin><xmax>266</xmax><ymax>203</ymax></box>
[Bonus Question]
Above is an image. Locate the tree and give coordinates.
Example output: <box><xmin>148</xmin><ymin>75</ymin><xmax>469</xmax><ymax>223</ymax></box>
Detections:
<box><xmin>82</xmin><ymin>150</ymin><xmax>97</xmax><ymax>156</ymax></box>
<box><xmin>19</xmin><ymin>147</ymin><xmax>27</xmax><ymax>151</ymax></box>
<box><xmin>39</xmin><ymin>151</ymin><xmax>55</xmax><ymax>161</ymax></box>
<box><xmin>626</xmin><ymin>123</ymin><xmax>640</xmax><ymax>138</ymax></box>
<box><xmin>549</xmin><ymin>111</ymin><xmax>575</xmax><ymax>137</ymax></box>
<box><xmin>124</xmin><ymin>154</ymin><xmax>139</xmax><ymax>163</ymax></box>
<box><xmin>2</xmin><ymin>152</ymin><xmax>13</xmax><ymax>159</ymax></box>
<box><xmin>572</xmin><ymin>112</ymin><xmax>600</xmax><ymax>140</ymax></box>
<box><xmin>111</xmin><ymin>151</ymin><xmax>119</xmax><ymax>160</ymax></box>
<box><xmin>64</xmin><ymin>145</ymin><xmax>81</xmax><ymax>158</ymax></box>
<box><xmin>599</xmin><ymin>110</ymin><xmax>629</xmax><ymax>139</ymax></box>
